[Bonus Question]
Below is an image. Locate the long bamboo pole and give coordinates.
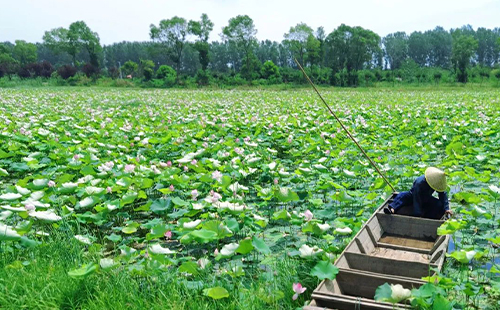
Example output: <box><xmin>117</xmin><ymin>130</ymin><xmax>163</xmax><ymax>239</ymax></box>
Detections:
<box><xmin>294</xmin><ymin>58</ymin><xmax>396</xmax><ymax>193</ymax></box>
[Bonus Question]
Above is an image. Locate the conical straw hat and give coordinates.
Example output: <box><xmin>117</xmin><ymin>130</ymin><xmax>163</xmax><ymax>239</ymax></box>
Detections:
<box><xmin>425</xmin><ymin>167</ymin><xmax>447</xmax><ymax>192</ymax></box>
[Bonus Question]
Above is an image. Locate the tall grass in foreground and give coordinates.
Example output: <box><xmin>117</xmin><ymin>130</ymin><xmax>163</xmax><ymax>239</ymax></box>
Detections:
<box><xmin>0</xmin><ymin>228</ymin><xmax>316</xmax><ymax>310</ymax></box>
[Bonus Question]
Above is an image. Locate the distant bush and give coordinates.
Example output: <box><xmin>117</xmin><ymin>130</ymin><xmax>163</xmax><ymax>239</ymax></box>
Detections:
<box><xmin>82</xmin><ymin>63</ymin><xmax>100</xmax><ymax>78</ymax></box>
<box><xmin>156</xmin><ymin>65</ymin><xmax>177</xmax><ymax>87</ymax></box>
<box><xmin>57</xmin><ymin>65</ymin><xmax>77</xmax><ymax>80</ymax></box>
<box><xmin>107</xmin><ymin>67</ymin><xmax>120</xmax><ymax>79</ymax></box>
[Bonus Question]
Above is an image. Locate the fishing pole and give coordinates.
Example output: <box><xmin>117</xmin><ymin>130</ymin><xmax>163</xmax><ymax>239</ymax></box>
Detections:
<box><xmin>294</xmin><ymin>58</ymin><xmax>396</xmax><ymax>193</ymax></box>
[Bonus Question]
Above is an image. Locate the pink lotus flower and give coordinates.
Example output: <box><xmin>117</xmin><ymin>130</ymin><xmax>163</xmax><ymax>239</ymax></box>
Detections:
<box><xmin>211</xmin><ymin>192</ymin><xmax>222</xmax><ymax>203</ymax></box>
<box><xmin>235</xmin><ymin>138</ymin><xmax>240</xmax><ymax>143</ymax></box>
<box><xmin>106</xmin><ymin>186</ymin><xmax>112</xmax><ymax>194</ymax></box>
<box><xmin>169</xmin><ymin>185</ymin><xmax>175</xmax><ymax>191</ymax></box>
<box><xmin>304</xmin><ymin>210</ymin><xmax>313</xmax><ymax>221</ymax></box>
<box><xmin>164</xmin><ymin>230</ymin><xmax>172</xmax><ymax>239</ymax></box>
<box><xmin>214</xmin><ymin>248</ymin><xmax>219</xmax><ymax>256</ymax></box>
<box><xmin>325</xmin><ymin>150</ymin><xmax>331</xmax><ymax>156</ymax></box>
<box><xmin>203</xmin><ymin>142</ymin><xmax>208</xmax><ymax>148</ymax></box>
<box><xmin>244</xmin><ymin>137</ymin><xmax>250</xmax><ymax>142</ymax></box>
<box><xmin>25</xmin><ymin>203</ymin><xmax>35</xmax><ymax>211</ymax></box>
<box><xmin>184</xmin><ymin>166</ymin><xmax>189</xmax><ymax>172</ymax></box>
<box><xmin>292</xmin><ymin>283</ymin><xmax>306</xmax><ymax>300</ymax></box>
<box><xmin>191</xmin><ymin>189</ymin><xmax>199</xmax><ymax>200</ymax></box>
<box><xmin>124</xmin><ymin>164</ymin><xmax>135</xmax><ymax>173</ymax></box>
<box><xmin>274</xmin><ymin>178</ymin><xmax>279</xmax><ymax>185</ymax></box>
<box><xmin>73</xmin><ymin>154</ymin><xmax>81</xmax><ymax>160</ymax></box>
<box><xmin>167</xmin><ymin>161</ymin><xmax>172</xmax><ymax>167</ymax></box>
<box><xmin>54</xmin><ymin>137</ymin><xmax>59</xmax><ymax>142</ymax></box>
<box><xmin>212</xmin><ymin>171</ymin><xmax>223</xmax><ymax>182</ymax></box>
<box><xmin>47</xmin><ymin>180</ymin><xmax>56</xmax><ymax>187</ymax></box>
<box><xmin>287</xmin><ymin>137</ymin><xmax>292</xmax><ymax>143</ymax></box>
<box><xmin>191</xmin><ymin>159</ymin><xmax>197</xmax><ymax>165</ymax></box>
<box><xmin>234</xmin><ymin>147</ymin><xmax>244</xmax><ymax>155</ymax></box>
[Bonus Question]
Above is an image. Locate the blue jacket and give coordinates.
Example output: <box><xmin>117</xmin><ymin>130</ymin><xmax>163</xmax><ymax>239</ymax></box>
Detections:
<box><xmin>391</xmin><ymin>175</ymin><xmax>449</xmax><ymax>218</ymax></box>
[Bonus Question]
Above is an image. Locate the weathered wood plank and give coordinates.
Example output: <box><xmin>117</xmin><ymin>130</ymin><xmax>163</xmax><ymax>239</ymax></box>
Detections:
<box><xmin>379</xmin><ymin>234</ymin><xmax>434</xmax><ymax>250</ymax></box>
<box><xmin>355</xmin><ymin>238</ymin><xmax>366</xmax><ymax>254</ymax></box>
<box><xmin>376</xmin><ymin>213</ymin><xmax>443</xmax><ymax>240</ymax></box>
<box><xmin>344</xmin><ymin>252</ymin><xmax>437</xmax><ymax>278</ymax></box>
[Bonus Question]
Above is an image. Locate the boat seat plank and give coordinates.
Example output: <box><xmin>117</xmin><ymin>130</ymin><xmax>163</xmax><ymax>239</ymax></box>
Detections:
<box><xmin>378</xmin><ymin>234</ymin><xmax>434</xmax><ymax>250</ymax></box>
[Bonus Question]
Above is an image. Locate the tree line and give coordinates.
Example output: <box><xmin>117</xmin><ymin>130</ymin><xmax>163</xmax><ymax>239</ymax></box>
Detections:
<box><xmin>1</xmin><ymin>14</ymin><xmax>500</xmax><ymax>87</ymax></box>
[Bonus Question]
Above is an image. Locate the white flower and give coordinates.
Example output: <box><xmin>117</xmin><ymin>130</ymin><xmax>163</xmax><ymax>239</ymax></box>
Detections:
<box><xmin>220</xmin><ymin>243</ymin><xmax>239</xmax><ymax>256</ymax></box>
<box><xmin>183</xmin><ymin>219</ymin><xmax>201</xmax><ymax>229</ymax></box>
<box><xmin>390</xmin><ymin>284</ymin><xmax>411</xmax><ymax>302</ymax></box>
<box><xmin>303</xmin><ymin>210</ymin><xmax>313</xmax><ymax>221</ymax></box>
<box><xmin>335</xmin><ymin>227</ymin><xmax>353</xmax><ymax>235</ymax></box>
<box><xmin>299</xmin><ymin>244</ymin><xmax>323</xmax><ymax>258</ymax></box>
<box><xmin>212</xmin><ymin>171</ymin><xmax>223</xmax><ymax>182</ymax></box>
<box><xmin>317</xmin><ymin>223</ymin><xmax>331</xmax><ymax>232</ymax></box>
<box><xmin>149</xmin><ymin>244</ymin><xmax>176</xmax><ymax>254</ymax></box>
<box><xmin>465</xmin><ymin>250</ymin><xmax>476</xmax><ymax>261</ymax></box>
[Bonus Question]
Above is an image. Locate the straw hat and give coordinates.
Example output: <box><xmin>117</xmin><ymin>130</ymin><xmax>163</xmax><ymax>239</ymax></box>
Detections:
<box><xmin>425</xmin><ymin>167</ymin><xmax>447</xmax><ymax>192</ymax></box>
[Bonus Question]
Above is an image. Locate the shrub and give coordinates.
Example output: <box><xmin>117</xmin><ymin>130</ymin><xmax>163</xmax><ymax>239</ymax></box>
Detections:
<box><xmin>82</xmin><ymin>63</ymin><xmax>100</xmax><ymax>78</ymax></box>
<box><xmin>121</xmin><ymin>61</ymin><xmax>138</xmax><ymax>77</ymax></box>
<box><xmin>57</xmin><ymin>65</ymin><xmax>77</xmax><ymax>80</ymax></box>
<box><xmin>156</xmin><ymin>65</ymin><xmax>177</xmax><ymax>87</ymax></box>
<box><xmin>107</xmin><ymin>67</ymin><xmax>120</xmax><ymax>79</ymax></box>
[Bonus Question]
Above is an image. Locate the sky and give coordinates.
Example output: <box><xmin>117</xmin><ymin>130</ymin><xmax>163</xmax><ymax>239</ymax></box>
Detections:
<box><xmin>0</xmin><ymin>0</ymin><xmax>499</xmax><ymax>45</ymax></box>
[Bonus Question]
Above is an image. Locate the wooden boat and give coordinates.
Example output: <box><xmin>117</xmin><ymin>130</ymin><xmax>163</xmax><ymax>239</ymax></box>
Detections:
<box><xmin>305</xmin><ymin>193</ymin><xmax>450</xmax><ymax>310</ymax></box>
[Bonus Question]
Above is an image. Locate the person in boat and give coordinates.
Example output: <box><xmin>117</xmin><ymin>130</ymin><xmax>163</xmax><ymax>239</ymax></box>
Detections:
<box><xmin>384</xmin><ymin>167</ymin><xmax>453</xmax><ymax>219</ymax></box>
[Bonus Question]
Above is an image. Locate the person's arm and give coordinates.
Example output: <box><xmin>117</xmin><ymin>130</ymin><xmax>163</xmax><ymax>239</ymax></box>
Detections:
<box><xmin>439</xmin><ymin>191</ymin><xmax>452</xmax><ymax>215</ymax></box>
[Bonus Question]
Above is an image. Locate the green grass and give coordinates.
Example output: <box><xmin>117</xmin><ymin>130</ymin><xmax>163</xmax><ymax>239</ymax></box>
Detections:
<box><xmin>0</xmin><ymin>227</ymin><xmax>317</xmax><ymax>310</ymax></box>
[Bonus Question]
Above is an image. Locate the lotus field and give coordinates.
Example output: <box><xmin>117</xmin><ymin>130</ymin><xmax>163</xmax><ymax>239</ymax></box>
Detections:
<box><xmin>1</xmin><ymin>88</ymin><xmax>500</xmax><ymax>309</ymax></box>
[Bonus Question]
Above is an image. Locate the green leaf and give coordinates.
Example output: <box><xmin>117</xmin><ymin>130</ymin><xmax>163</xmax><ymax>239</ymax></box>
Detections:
<box><xmin>374</xmin><ymin>283</ymin><xmax>393</xmax><ymax>302</ymax></box>
<box><xmin>171</xmin><ymin>197</ymin><xmax>189</xmax><ymax>207</ymax></box>
<box><xmin>150</xmin><ymin>199</ymin><xmax>172</xmax><ymax>214</ymax></box>
<box><xmin>68</xmin><ymin>263</ymin><xmax>98</xmax><ymax>279</ymax></box>
<box><xmin>120</xmin><ymin>191</ymin><xmax>138</xmax><ymax>206</ymax></box>
<box><xmin>106</xmin><ymin>233</ymin><xmax>122</xmax><ymax>243</ymax></box>
<box><xmin>310</xmin><ymin>260</ymin><xmax>339</xmax><ymax>280</ymax></box>
<box><xmin>189</xmin><ymin>229</ymin><xmax>218</xmax><ymax>243</ymax></box>
<box><xmin>236</xmin><ymin>238</ymin><xmax>254</xmax><ymax>254</ymax></box>
<box><xmin>203</xmin><ymin>287</ymin><xmax>229</xmax><ymax>300</ymax></box>
<box><xmin>179</xmin><ymin>261</ymin><xmax>199</xmax><ymax>276</ymax></box>
<box><xmin>432</xmin><ymin>294</ymin><xmax>452</xmax><ymax>310</ymax></box>
<box><xmin>252</xmin><ymin>237</ymin><xmax>271</xmax><ymax>254</ymax></box>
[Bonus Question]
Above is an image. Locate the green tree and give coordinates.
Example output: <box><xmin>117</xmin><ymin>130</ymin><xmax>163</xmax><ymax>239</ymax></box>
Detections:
<box><xmin>284</xmin><ymin>23</ymin><xmax>314</xmax><ymax>66</ymax></box>
<box><xmin>315</xmin><ymin>27</ymin><xmax>326</xmax><ymax>67</ymax></box>
<box><xmin>260</xmin><ymin>60</ymin><xmax>280</xmax><ymax>82</ymax></box>
<box><xmin>451</xmin><ymin>29</ymin><xmax>478</xmax><ymax>83</ymax></box>
<box><xmin>0</xmin><ymin>53</ymin><xmax>18</xmax><ymax>79</ymax></box>
<box><xmin>426</xmin><ymin>26</ymin><xmax>452</xmax><ymax>69</ymax></box>
<box><xmin>325</xmin><ymin>24</ymin><xmax>380</xmax><ymax>86</ymax></box>
<box><xmin>221</xmin><ymin>15</ymin><xmax>258</xmax><ymax>81</ymax></box>
<box><xmin>43</xmin><ymin>27</ymin><xmax>74</xmax><ymax>61</ymax></box>
<box><xmin>43</xmin><ymin>22</ymin><xmax>101</xmax><ymax>67</ymax></box>
<box><xmin>150</xmin><ymin>16</ymin><xmax>189</xmax><ymax>76</ymax></box>
<box><xmin>121</xmin><ymin>60</ymin><xmax>138</xmax><ymax>77</ymax></box>
<box><xmin>188</xmin><ymin>14</ymin><xmax>214</xmax><ymax>71</ymax></box>
<box><xmin>383</xmin><ymin>32</ymin><xmax>408</xmax><ymax>70</ymax></box>
<box><xmin>139</xmin><ymin>59</ymin><xmax>155</xmax><ymax>81</ymax></box>
<box><xmin>12</xmin><ymin>40</ymin><xmax>37</xmax><ymax>65</ymax></box>
<box><xmin>305</xmin><ymin>35</ymin><xmax>321</xmax><ymax>66</ymax></box>
<box><xmin>408</xmin><ymin>31</ymin><xmax>431</xmax><ymax>66</ymax></box>
<box><xmin>475</xmin><ymin>27</ymin><xmax>499</xmax><ymax>67</ymax></box>
<box><xmin>156</xmin><ymin>65</ymin><xmax>177</xmax><ymax>87</ymax></box>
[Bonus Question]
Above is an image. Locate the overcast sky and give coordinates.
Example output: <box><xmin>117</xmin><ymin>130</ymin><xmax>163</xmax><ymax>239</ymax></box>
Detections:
<box><xmin>1</xmin><ymin>0</ymin><xmax>499</xmax><ymax>45</ymax></box>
